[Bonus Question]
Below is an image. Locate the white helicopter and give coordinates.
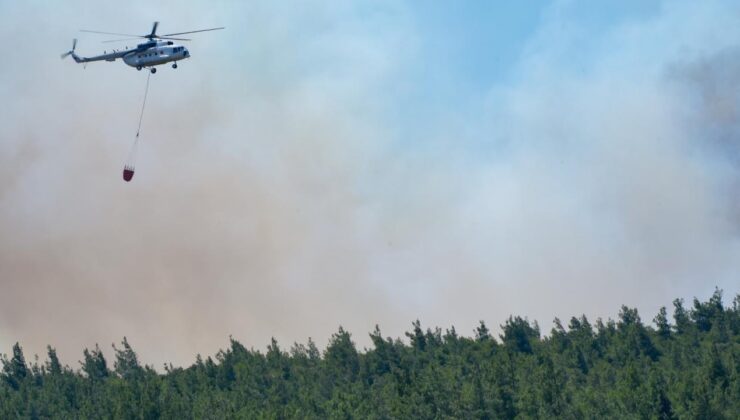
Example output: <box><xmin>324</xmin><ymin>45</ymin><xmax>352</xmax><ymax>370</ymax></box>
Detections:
<box><xmin>61</xmin><ymin>22</ymin><xmax>223</xmax><ymax>73</ymax></box>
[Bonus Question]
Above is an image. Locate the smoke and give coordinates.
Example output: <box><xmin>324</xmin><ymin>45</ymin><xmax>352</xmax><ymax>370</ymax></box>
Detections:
<box><xmin>1</xmin><ymin>0</ymin><xmax>739</xmax><ymax>367</ymax></box>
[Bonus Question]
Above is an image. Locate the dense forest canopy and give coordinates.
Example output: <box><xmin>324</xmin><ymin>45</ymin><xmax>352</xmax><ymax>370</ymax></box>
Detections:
<box><xmin>1</xmin><ymin>289</ymin><xmax>738</xmax><ymax>419</ymax></box>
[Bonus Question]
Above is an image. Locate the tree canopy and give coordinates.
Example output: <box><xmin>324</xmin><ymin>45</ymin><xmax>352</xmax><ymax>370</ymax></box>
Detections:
<box><xmin>1</xmin><ymin>289</ymin><xmax>738</xmax><ymax>419</ymax></box>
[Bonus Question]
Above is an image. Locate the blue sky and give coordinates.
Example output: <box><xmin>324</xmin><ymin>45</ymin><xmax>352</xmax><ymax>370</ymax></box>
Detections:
<box><xmin>411</xmin><ymin>2</ymin><xmax>550</xmax><ymax>93</ymax></box>
<box><xmin>397</xmin><ymin>1</ymin><xmax>663</xmax><ymax>112</ymax></box>
<box><xmin>0</xmin><ymin>0</ymin><xmax>739</xmax><ymax>367</ymax></box>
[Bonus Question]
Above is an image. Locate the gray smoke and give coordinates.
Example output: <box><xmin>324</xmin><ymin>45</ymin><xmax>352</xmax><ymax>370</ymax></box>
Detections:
<box><xmin>0</xmin><ymin>0</ymin><xmax>738</xmax><ymax>367</ymax></box>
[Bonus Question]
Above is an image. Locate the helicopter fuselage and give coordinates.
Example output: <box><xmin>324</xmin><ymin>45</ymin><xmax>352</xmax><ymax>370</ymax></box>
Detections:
<box><xmin>63</xmin><ymin>22</ymin><xmax>222</xmax><ymax>73</ymax></box>
<box><xmin>67</xmin><ymin>40</ymin><xmax>189</xmax><ymax>71</ymax></box>
<box><xmin>122</xmin><ymin>40</ymin><xmax>190</xmax><ymax>69</ymax></box>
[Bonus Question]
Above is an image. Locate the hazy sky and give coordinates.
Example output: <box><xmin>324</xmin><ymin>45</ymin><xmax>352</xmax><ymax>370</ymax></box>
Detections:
<box><xmin>1</xmin><ymin>0</ymin><xmax>739</xmax><ymax>368</ymax></box>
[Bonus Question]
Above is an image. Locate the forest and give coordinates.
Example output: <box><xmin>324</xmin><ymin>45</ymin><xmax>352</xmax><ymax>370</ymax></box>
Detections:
<box><xmin>1</xmin><ymin>289</ymin><xmax>738</xmax><ymax>419</ymax></box>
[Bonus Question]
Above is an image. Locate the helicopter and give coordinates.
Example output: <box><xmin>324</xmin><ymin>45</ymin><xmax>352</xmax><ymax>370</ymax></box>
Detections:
<box><xmin>61</xmin><ymin>22</ymin><xmax>224</xmax><ymax>73</ymax></box>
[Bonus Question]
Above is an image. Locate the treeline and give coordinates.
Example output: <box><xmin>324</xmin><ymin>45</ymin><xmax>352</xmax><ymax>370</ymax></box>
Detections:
<box><xmin>1</xmin><ymin>290</ymin><xmax>738</xmax><ymax>419</ymax></box>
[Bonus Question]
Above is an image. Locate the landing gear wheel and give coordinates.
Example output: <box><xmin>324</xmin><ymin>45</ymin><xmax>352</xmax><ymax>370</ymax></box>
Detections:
<box><xmin>172</xmin><ymin>63</ymin><xmax>178</xmax><ymax>69</ymax></box>
<box><xmin>136</xmin><ymin>66</ymin><xmax>142</xmax><ymax>71</ymax></box>
<box><xmin>150</xmin><ymin>67</ymin><xmax>157</xmax><ymax>74</ymax></box>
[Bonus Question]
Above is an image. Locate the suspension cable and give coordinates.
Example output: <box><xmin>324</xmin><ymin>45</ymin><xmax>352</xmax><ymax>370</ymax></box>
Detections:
<box><xmin>123</xmin><ymin>72</ymin><xmax>152</xmax><ymax>182</ymax></box>
<box><xmin>136</xmin><ymin>71</ymin><xmax>152</xmax><ymax>138</ymax></box>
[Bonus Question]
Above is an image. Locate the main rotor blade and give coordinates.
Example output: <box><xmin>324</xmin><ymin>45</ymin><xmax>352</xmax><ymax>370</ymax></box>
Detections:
<box><xmin>157</xmin><ymin>36</ymin><xmax>191</xmax><ymax>41</ymax></box>
<box><xmin>161</xmin><ymin>27</ymin><xmax>224</xmax><ymax>37</ymax></box>
<box><xmin>102</xmin><ymin>37</ymin><xmax>145</xmax><ymax>43</ymax></box>
<box><xmin>80</xmin><ymin>29</ymin><xmax>143</xmax><ymax>37</ymax></box>
<box><xmin>150</xmin><ymin>21</ymin><xmax>159</xmax><ymax>37</ymax></box>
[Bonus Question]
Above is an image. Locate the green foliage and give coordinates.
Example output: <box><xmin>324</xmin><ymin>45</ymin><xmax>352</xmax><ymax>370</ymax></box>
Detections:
<box><xmin>80</xmin><ymin>344</ymin><xmax>109</xmax><ymax>381</ymax></box>
<box><xmin>500</xmin><ymin>316</ymin><xmax>540</xmax><ymax>354</ymax></box>
<box><xmin>1</xmin><ymin>343</ymin><xmax>28</xmax><ymax>390</ymax></box>
<box><xmin>1</xmin><ymin>291</ymin><xmax>738</xmax><ymax>418</ymax></box>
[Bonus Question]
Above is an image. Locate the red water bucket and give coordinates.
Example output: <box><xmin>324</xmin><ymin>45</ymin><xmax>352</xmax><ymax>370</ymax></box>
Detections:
<box><xmin>123</xmin><ymin>167</ymin><xmax>134</xmax><ymax>182</ymax></box>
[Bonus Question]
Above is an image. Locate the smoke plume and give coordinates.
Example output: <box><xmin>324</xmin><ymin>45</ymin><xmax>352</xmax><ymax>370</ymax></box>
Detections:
<box><xmin>1</xmin><ymin>0</ymin><xmax>738</xmax><ymax>367</ymax></box>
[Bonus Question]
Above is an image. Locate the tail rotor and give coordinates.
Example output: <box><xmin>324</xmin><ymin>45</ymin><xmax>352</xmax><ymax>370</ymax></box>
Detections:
<box><xmin>60</xmin><ymin>39</ymin><xmax>77</xmax><ymax>59</ymax></box>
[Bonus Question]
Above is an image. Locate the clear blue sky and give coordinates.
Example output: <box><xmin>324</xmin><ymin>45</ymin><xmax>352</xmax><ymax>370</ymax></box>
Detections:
<box><xmin>405</xmin><ymin>1</ymin><xmax>661</xmax><ymax>97</ymax></box>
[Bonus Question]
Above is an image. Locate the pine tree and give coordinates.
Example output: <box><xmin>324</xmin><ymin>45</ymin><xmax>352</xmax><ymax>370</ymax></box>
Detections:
<box><xmin>654</xmin><ymin>306</ymin><xmax>671</xmax><ymax>339</ymax></box>
<box><xmin>80</xmin><ymin>344</ymin><xmax>108</xmax><ymax>381</ymax></box>
<box><xmin>45</xmin><ymin>346</ymin><xmax>62</xmax><ymax>376</ymax></box>
<box><xmin>112</xmin><ymin>337</ymin><xmax>141</xmax><ymax>380</ymax></box>
<box><xmin>1</xmin><ymin>343</ymin><xmax>28</xmax><ymax>390</ymax></box>
<box><xmin>500</xmin><ymin>316</ymin><xmax>539</xmax><ymax>354</ymax></box>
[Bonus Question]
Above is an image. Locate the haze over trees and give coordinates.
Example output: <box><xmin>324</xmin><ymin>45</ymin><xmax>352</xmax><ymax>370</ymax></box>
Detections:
<box><xmin>1</xmin><ymin>289</ymin><xmax>738</xmax><ymax>419</ymax></box>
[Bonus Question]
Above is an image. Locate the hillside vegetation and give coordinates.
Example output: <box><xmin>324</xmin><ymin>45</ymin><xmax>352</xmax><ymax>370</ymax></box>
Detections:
<box><xmin>2</xmin><ymin>290</ymin><xmax>738</xmax><ymax>419</ymax></box>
